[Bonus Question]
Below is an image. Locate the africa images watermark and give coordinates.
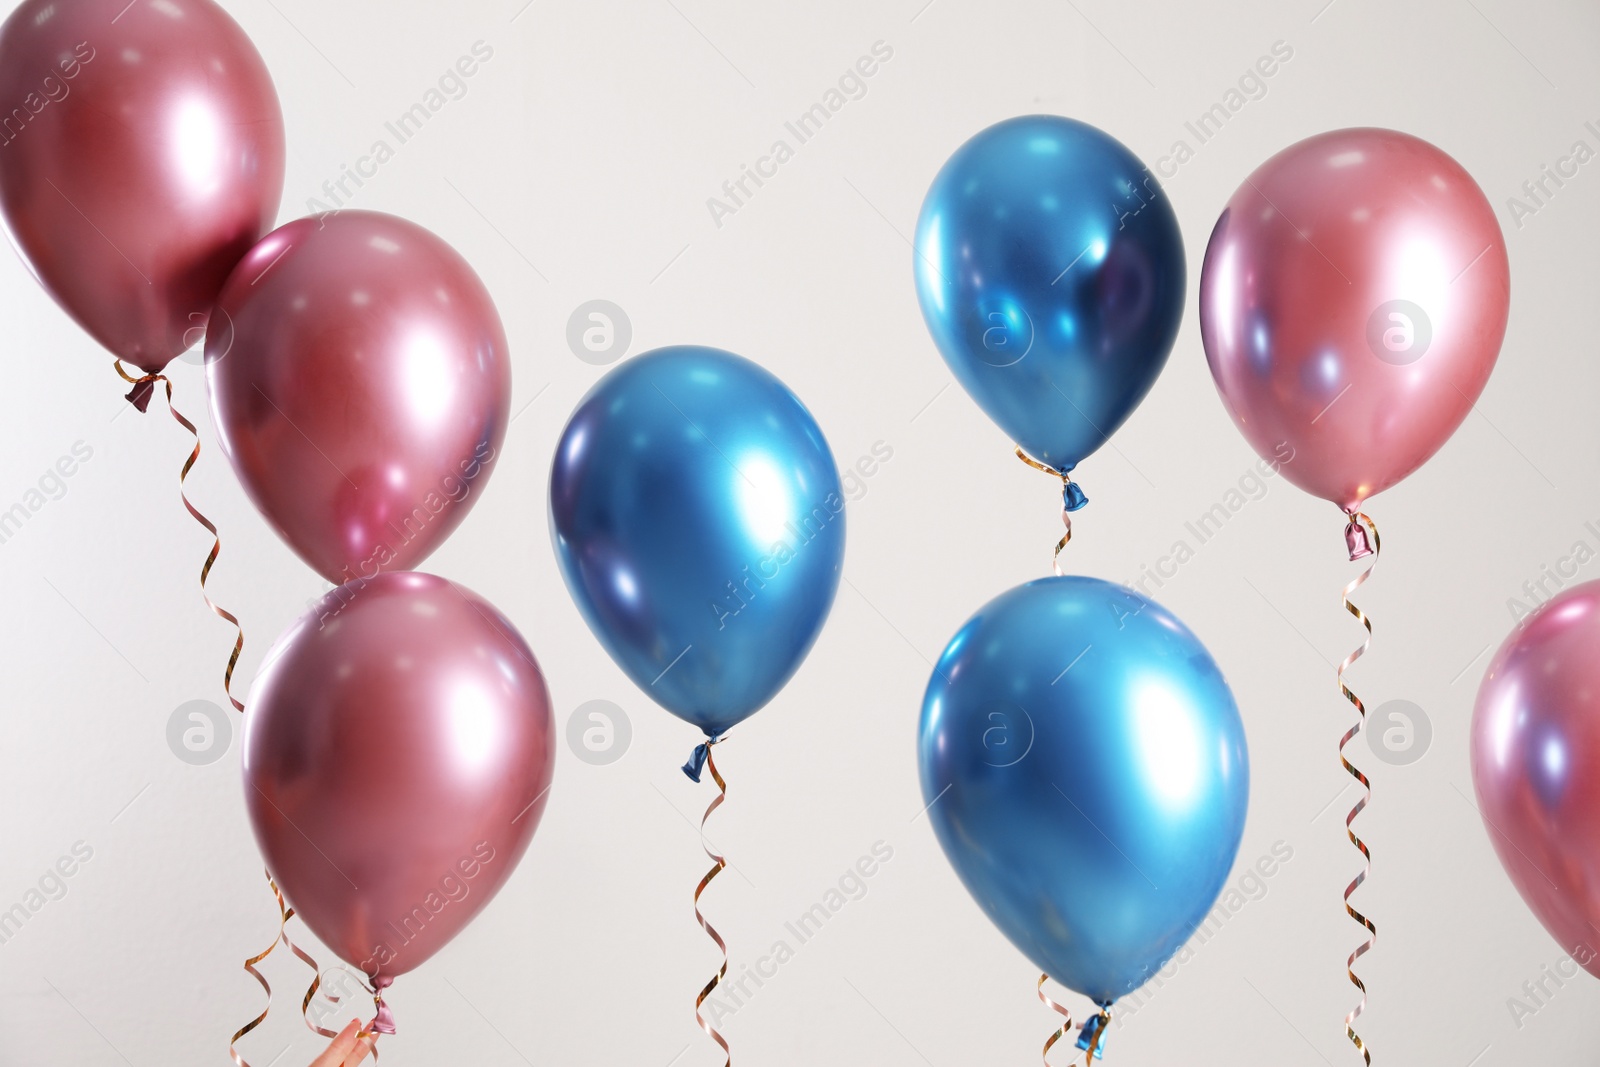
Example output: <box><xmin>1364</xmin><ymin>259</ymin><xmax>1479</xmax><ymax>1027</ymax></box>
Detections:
<box><xmin>705</xmin><ymin>40</ymin><xmax>895</xmax><ymax>229</ymax></box>
<box><xmin>305</xmin><ymin>40</ymin><xmax>496</xmax><ymax>216</ymax></box>
<box><xmin>703</xmin><ymin>840</ymin><xmax>896</xmax><ymax>1025</ymax></box>
<box><xmin>0</xmin><ymin>40</ymin><xmax>96</xmax><ymax>147</ymax></box>
<box><xmin>1116</xmin><ymin>839</ymin><xmax>1295</xmax><ymax>1026</ymax></box>
<box><xmin>1505</xmin><ymin>943</ymin><xmax>1597</xmax><ymax>1030</ymax></box>
<box><xmin>1504</xmin><ymin>516</ymin><xmax>1600</xmax><ymax>623</ymax></box>
<box><xmin>1503</xmin><ymin>118</ymin><xmax>1600</xmax><ymax>231</ymax></box>
<box><xmin>311</xmin><ymin>439</ymin><xmax>497</xmax><ymax>629</ymax></box>
<box><xmin>1102</xmin><ymin>38</ymin><xmax>1295</xmax><ymax>235</ymax></box>
<box><xmin>710</xmin><ymin>441</ymin><xmax>893</xmax><ymax>630</ymax></box>
<box><xmin>1150</xmin><ymin>40</ymin><xmax>1295</xmax><ymax>183</ymax></box>
<box><xmin>0</xmin><ymin>841</ymin><xmax>95</xmax><ymax>948</ymax></box>
<box><xmin>0</xmin><ymin>441</ymin><xmax>95</xmax><ymax>547</ymax></box>
<box><xmin>356</xmin><ymin>841</ymin><xmax>497</xmax><ymax>975</ymax></box>
<box><xmin>1121</xmin><ymin>442</ymin><xmax>1295</xmax><ymax>600</ymax></box>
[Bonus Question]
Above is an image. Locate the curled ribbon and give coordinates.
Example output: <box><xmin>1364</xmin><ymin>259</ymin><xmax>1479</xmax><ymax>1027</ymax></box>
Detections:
<box><xmin>304</xmin><ymin>967</ymin><xmax>391</xmax><ymax>1058</ymax></box>
<box><xmin>1338</xmin><ymin>510</ymin><xmax>1379</xmax><ymax>1066</ymax></box>
<box><xmin>1015</xmin><ymin>447</ymin><xmax>1087</xmax><ymax>576</ymax></box>
<box><xmin>228</xmin><ymin>873</ymin><xmax>294</xmax><ymax>1067</ymax></box>
<box><xmin>296</xmin><ymin>956</ymin><xmax>341</xmax><ymax>1042</ymax></box>
<box><xmin>1038</xmin><ymin>975</ymin><xmax>1111</xmax><ymax>1065</ymax></box>
<box><xmin>692</xmin><ymin>738</ymin><xmax>731</xmax><ymax>1066</ymax></box>
<box><xmin>303</xmin><ymin>967</ymin><xmax>392</xmax><ymax>1052</ymax></box>
<box><xmin>304</xmin><ymin>969</ymin><xmax>348</xmax><ymax>1041</ymax></box>
<box><xmin>114</xmin><ymin>360</ymin><xmax>246</xmax><ymax>713</ymax></box>
<box><xmin>1038</xmin><ymin>973</ymin><xmax>1074</xmax><ymax>1064</ymax></box>
<box><xmin>232</xmin><ymin>872</ymin><xmax>386</xmax><ymax>1065</ymax></box>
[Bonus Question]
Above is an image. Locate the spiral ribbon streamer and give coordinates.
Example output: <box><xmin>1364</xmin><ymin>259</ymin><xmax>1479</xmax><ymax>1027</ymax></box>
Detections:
<box><xmin>114</xmin><ymin>360</ymin><xmax>246</xmax><ymax>713</ymax></box>
<box><xmin>231</xmin><ymin>870</ymin><xmax>386</xmax><ymax>1065</ymax></box>
<box><xmin>228</xmin><ymin>873</ymin><xmax>296</xmax><ymax>1067</ymax></box>
<box><xmin>1038</xmin><ymin>975</ymin><xmax>1111</xmax><ymax>1065</ymax></box>
<box><xmin>303</xmin><ymin>967</ymin><xmax>393</xmax><ymax>1047</ymax></box>
<box><xmin>1338</xmin><ymin>510</ymin><xmax>1379</xmax><ymax>1065</ymax></box>
<box><xmin>690</xmin><ymin>739</ymin><xmax>732</xmax><ymax>1065</ymax></box>
<box><xmin>1014</xmin><ymin>447</ymin><xmax>1087</xmax><ymax>576</ymax></box>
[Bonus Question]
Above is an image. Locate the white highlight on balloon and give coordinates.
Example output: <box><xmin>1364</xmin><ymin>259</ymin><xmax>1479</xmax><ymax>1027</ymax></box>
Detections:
<box><xmin>448</xmin><ymin>681</ymin><xmax>504</xmax><ymax>776</ymax></box>
<box><xmin>734</xmin><ymin>451</ymin><xmax>798</xmax><ymax>545</ymax></box>
<box><xmin>1132</xmin><ymin>677</ymin><xmax>1203</xmax><ymax>809</ymax></box>
<box><xmin>172</xmin><ymin>96</ymin><xmax>226</xmax><ymax>198</ymax></box>
<box><xmin>400</xmin><ymin>330</ymin><xmax>459</xmax><ymax>431</ymax></box>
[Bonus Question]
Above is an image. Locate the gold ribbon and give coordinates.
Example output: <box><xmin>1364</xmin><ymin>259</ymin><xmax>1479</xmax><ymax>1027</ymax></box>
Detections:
<box><xmin>1014</xmin><ymin>446</ymin><xmax>1078</xmax><ymax>576</ymax></box>
<box><xmin>298</xmin><ymin>963</ymin><xmax>342</xmax><ymax>1042</ymax></box>
<box><xmin>1038</xmin><ymin>975</ymin><xmax>1109</xmax><ymax>1066</ymax></box>
<box><xmin>1038</xmin><ymin>973</ymin><xmax>1073</xmax><ymax>1064</ymax></box>
<box><xmin>303</xmin><ymin>967</ymin><xmax>386</xmax><ymax>1059</ymax></box>
<box><xmin>229</xmin><ymin>873</ymin><xmax>294</xmax><ymax>1067</ymax></box>
<box><xmin>231</xmin><ymin>871</ymin><xmax>384</xmax><ymax>1064</ymax></box>
<box><xmin>114</xmin><ymin>360</ymin><xmax>246</xmax><ymax>713</ymax></box>
<box><xmin>693</xmin><ymin>739</ymin><xmax>732</xmax><ymax>1066</ymax></box>
<box><xmin>1339</xmin><ymin>511</ymin><xmax>1379</xmax><ymax>1066</ymax></box>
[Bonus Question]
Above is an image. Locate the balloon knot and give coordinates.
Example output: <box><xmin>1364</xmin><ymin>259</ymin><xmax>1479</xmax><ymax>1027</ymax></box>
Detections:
<box><xmin>367</xmin><ymin>976</ymin><xmax>396</xmax><ymax>1035</ymax></box>
<box><xmin>682</xmin><ymin>736</ymin><xmax>724</xmax><ymax>782</ymax></box>
<box><xmin>1345</xmin><ymin>515</ymin><xmax>1373</xmax><ymax>561</ymax></box>
<box><xmin>1062</xmin><ymin>479</ymin><xmax>1088</xmax><ymax>513</ymax></box>
<box><xmin>1075</xmin><ymin>1007</ymin><xmax>1111</xmax><ymax>1059</ymax></box>
<box><xmin>125</xmin><ymin>378</ymin><xmax>157</xmax><ymax>413</ymax></box>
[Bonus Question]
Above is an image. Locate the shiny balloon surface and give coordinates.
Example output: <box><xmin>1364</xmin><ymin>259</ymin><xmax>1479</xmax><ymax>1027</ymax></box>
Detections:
<box><xmin>1473</xmin><ymin>580</ymin><xmax>1600</xmax><ymax>977</ymax></box>
<box><xmin>914</xmin><ymin>115</ymin><xmax>1185</xmax><ymax>472</ymax></box>
<box><xmin>207</xmin><ymin>211</ymin><xmax>510</xmax><ymax>584</ymax></box>
<box><xmin>0</xmin><ymin>0</ymin><xmax>284</xmax><ymax>372</ymax></box>
<box><xmin>243</xmin><ymin>572</ymin><xmax>554</xmax><ymax>983</ymax></box>
<box><xmin>919</xmin><ymin>577</ymin><xmax>1249</xmax><ymax>1003</ymax></box>
<box><xmin>1199</xmin><ymin>127</ymin><xmax>1509</xmax><ymax>511</ymax></box>
<box><xmin>550</xmin><ymin>346</ymin><xmax>844</xmax><ymax>738</ymax></box>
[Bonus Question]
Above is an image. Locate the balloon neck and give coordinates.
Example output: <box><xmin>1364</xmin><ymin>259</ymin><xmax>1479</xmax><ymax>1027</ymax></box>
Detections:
<box><xmin>682</xmin><ymin>735</ymin><xmax>725</xmax><ymax>782</ymax></box>
<box><xmin>1062</xmin><ymin>479</ymin><xmax>1088</xmax><ymax>513</ymax></box>
<box><xmin>1344</xmin><ymin>515</ymin><xmax>1373</xmax><ymax>561</ymax></box>
<box><xmin>366</xmin><ymin>976</ymin><xmax>396</xmax><ymax>1036</ymax></box>
<box><xmin>1075</xmin><ymin>1005</ymin><xmax>1112</xmax><ymax>1059</ymax></box>
<box><xmin>124</xmin><ymin>377</ymin><xmax>157</xmax><ymax>413</ymax></box>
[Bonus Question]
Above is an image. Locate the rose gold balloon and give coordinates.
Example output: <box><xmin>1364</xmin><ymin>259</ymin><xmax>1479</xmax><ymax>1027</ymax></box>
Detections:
<box><xmin>206</xmin><ymin>211</ymin><xmax>511</xmax><ymax>584</ymax></box>
<box><xmin>244</xmin><ymin>572</ymin><xmax>555</xmax><ymax>991</ymax></box>
<box><xmin>0</xmin><ymin>0</ymin><xmax>284</xmax><ymax>373</ymax></box>
<box><xmin>1473</xmin><ymin>580</ymin><xmax>1600</xmax><ymax>977</ymax></box>
<box><xmin>1199</xmin><ymin>128</ymin><xmax>1509</xmax><ymax>513</ymax></box>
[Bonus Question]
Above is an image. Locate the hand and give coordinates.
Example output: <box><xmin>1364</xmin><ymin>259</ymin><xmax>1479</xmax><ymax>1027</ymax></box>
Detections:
<box><xmin>308</xmin><ymin>1019</ymin><xmax>376</xmax><ymax>1067</ymax></box>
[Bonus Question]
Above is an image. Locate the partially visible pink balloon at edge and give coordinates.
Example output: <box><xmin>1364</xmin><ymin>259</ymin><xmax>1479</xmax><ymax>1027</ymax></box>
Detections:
<box><xmin>1199</xmin><ymin>127</ymin><xmax>1510</xmax><ymax>514</ymax></box>
<box><xmin>0</xmin><ymin>0</ymin><xmax>285</xmax><ymax>374</ymax></box>
<box><xmin>1473</xmin><ymin>579</ymin><xmax>1600</xmax><ymax>979</ymax></box>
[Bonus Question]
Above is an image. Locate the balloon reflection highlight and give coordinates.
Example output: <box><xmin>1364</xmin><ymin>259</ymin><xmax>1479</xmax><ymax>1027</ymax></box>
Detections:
<box><xmin>0</xmin><ymin>0</ymin><xmax>285</xmax><ymax>373</ymax></box>
<box><xmin>550</xmin><ymin>346</ymin><xmax>845</xmax><ymax>740</ymax></box>
<box><xmin>1199</xmin><ymin>127</ymin><xmax>1509</xmax><ymax>512</ymax></box>
<box><xmin>243</xmin><ymin>572</ymin><xmax>554</xmax><ymax>988</ymax></box>
<box><xmin>1473</xmin><ymin>580</ymin><xmax>1600</xmax><ymax>978</ymax></box>
<box><xmin>206</xmin><ymin>211</ymin><xmax>511</xmax><ymax>584</ymax></box>
<box><xmin>918</xmin><ymin>577</ymin><xmax>1249</xmax><ymax>1004</ymax></box>
<box><xmin>914</xmin><ymin>115</ymin><xmax>1185</xmax><ymax>475</ymax></box>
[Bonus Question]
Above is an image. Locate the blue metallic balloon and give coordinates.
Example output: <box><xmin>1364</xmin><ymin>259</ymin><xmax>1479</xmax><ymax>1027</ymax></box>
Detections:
<box><xmin>914</xmin><ymin>116</ymin><xmax>1185</xmax><ymax>475</ymax></box>
<box><xmin>550</xmin><ymin>346</ymin><xmax>845</xmax><ymax>742</ymax></box>
<box><xmin>918</xmin><ymin>577</ymin><xmax>1248</xmax><ymax>1005</ymax></box>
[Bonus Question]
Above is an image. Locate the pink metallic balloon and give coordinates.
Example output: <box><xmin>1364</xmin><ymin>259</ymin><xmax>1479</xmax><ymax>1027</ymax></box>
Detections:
<box><xmin>1199</xmin><ymin>128</ymin><xmax>1509</xmax><ymax>513</ymax></box>
<box><xmin>206</xmin><ymin>211</ymin><xmax>511</xmax><ymax>584</ymax></box>
<box><xmin>0</xmin><ymin>0</ymin><xmax>284</xmax><ymax>373</ymax></box>
<box><xmin>1473</xmin><ymin>580</ymin><xmax>1600</xmax><ymax>977</ymax></box>
<box><xmin>244</xmin><ymin>571</ymin><xmax>555</xmax><ymax>988</ymax></box>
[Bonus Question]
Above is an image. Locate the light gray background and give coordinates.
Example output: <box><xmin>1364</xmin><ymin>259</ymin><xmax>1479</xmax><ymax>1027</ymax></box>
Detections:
<box><xmin>1</xmin><ymin>0</ymin><xmax>1596</xmax><ymax>1063</ymax></box>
